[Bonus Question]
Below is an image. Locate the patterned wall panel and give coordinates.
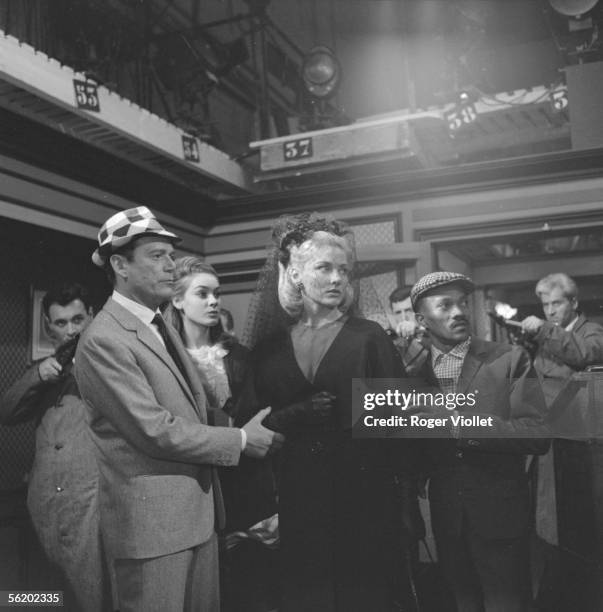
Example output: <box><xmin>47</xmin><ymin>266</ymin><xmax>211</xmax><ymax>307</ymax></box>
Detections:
<box><xmin>350</xmin><ymin>218</ymin><xmax>400</xmax><ymax>330</ymax></box>
<box><xmin>0</xmin><ymin>276</ymin><xmax>35</xmax><ymax>491</ymax></box>
<box><xmin>360</xmin><ymin>270</ymin><xmax>399</xmax><ymax>329</ymax></box>
<box><xmin>350</xmin><ymin>219</ymin><xmax>396</xmax><ymax>246</ymax></box>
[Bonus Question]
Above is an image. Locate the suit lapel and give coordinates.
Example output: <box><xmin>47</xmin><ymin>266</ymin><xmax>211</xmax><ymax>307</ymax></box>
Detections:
<box><xmin>136</xmin><ymin>324</ymin><xmax>200</xmax><ymax>410</ymax></box>
<box><xmin>573</xmin><ymin>314</ymin><xmax>587</xmax><ymax>332</ymax></box>
<box><xmin>423</xmin><ymin>358</ymin><xmax>439</xmax><ymax>390</ymax></box>
<box><xmin>536</xmin><ymin>314</ymin><xmax>587</xmax><ymax>377</ymax></box>
<box><xmin>163</xmin><ymin>322</ymin><xmax>209</xmax><ymax>422</ymax></box>
<box><xmin>105</xmin><ymin>298</ymin><xmax>203</xmax><ymax>418</ymax></box>
<box><xmin>456</xmin><ymin>338</ymin><xmax>486</xmax><ymax>397</ymax></box>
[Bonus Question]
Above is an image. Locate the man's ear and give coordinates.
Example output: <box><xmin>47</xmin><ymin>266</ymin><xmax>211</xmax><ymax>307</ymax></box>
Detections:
<box><xmin>288</xmin><ymin>266</ymin><xmax>301</xmax><ymax>285</ymax></box>
<box><xmin>415</xmin><ymin>311</ymin><xmax>425</xmax><ymax>327</ymax></box>
<box><xmin>42</xmin><ymin>315</ymin><xmax>55</xmax><ymax>339</ymax></box>
<box><xmin>571</xmin><ymin>297</ymin><xmax>579</xmax><ymax>312</ymax></box>
<box><xmin>110</xmin><ymin>254</ymin><xmax>128</xmax><ymax>280</ymax></box>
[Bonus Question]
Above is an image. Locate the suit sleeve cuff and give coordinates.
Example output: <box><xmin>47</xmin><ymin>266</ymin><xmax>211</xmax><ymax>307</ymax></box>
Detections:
<box><xmin>240</xmin><ymin>428</ymin><xmax>247</xmax><ymax>450</ymax></box>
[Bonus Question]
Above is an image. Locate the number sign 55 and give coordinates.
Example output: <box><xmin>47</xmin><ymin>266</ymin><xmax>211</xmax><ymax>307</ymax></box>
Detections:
<box><xmin>73</xmin><ymin>79</ymin><xmax>100</xmax><ymax>112</ymax></box>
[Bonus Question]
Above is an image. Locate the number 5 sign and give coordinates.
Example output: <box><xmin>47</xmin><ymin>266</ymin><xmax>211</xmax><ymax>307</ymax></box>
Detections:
<box><xmin>73</xmin><ymin>79</ymin><xmax>100</xmax><ymax>112</ymax></box>
<box><xmin>182</xmin><ymin>135</ymin><xmax>200</xmax><ymax>162</ymax></box>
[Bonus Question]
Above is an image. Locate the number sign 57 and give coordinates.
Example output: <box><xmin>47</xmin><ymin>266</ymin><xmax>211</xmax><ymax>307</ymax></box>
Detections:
<box><xmin>283</xmin><ymin>137</ymin><xmax>313</xmax><ymax>162</ymax></box>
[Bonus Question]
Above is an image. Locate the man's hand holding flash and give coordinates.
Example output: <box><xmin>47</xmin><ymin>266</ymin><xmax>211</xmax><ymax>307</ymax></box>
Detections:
<box><xmin>521</xmin><ymin>315</ymin><xmax>545</xmax><ymax>335</ymax></box>
<box><xmin>396</xmin><ymin>320</ymin><xmax>418</xmax><ymax>340</ymax></box>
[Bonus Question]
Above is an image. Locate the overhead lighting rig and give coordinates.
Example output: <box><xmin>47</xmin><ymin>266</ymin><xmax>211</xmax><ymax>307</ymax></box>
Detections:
<box><xmin>546</xmin><ymin>0</ymin><xmax>603</xmax><ymax>62</ymax></box>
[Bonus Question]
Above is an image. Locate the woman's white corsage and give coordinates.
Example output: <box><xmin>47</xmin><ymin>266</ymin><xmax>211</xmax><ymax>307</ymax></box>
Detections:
<box><xmin>187</xmin><ymin>343</ymin><xmax>230</xmax><ymax>409</ymax></box>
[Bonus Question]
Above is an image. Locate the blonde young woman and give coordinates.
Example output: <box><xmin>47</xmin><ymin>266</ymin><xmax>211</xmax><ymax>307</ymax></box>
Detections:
<box><xmin>165</xmin><ymin>257</ymin><xmax>278</xmax><ymax>612</ymax></box>
<box><xmin>239</xmin><ymin>213</ymin><xmax>414</xmax><ymax>612</ymax></box>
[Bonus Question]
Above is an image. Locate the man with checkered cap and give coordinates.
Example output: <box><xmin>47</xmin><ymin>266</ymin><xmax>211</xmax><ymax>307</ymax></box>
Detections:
<box><xmin>75</xmin><ymin>207</ymin><xmax>283</xmax><ymax>612</ymax></box>
<box><xmin>410</xmin><ymin>271</ymin><xmax>549</xmax><ymax>612</ymax></box>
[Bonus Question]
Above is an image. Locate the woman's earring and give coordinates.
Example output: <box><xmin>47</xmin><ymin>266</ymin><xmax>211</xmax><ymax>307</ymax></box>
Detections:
<box><xmin>296</xmin><ymin>281</ymin><xmax>304</xmax><ymax>293</ymax></box>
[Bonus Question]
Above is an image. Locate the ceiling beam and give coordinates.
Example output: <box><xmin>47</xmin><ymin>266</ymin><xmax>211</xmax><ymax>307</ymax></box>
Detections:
<box><xmin>0</xmin><ymin>30</ymin><xmax>252</xmax><ymax>193</ymax></box>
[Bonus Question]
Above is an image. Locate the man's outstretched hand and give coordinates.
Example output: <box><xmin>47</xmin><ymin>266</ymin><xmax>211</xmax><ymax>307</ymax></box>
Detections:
<box><xmin>242</xmin><ymin>407</ymin><xmax>285</xmax><ymax>458</ymax></box>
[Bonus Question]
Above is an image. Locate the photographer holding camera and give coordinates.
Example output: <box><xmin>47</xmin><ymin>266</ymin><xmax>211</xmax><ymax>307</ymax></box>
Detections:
<box><xmin>520</xmin><ymin>272</ymin><xmax>603</xmax><ymax>609</ymax></box>
<box><xmin>0</xmin><ymin>282</ymin><xmax>111</xmax><ymax>611</ymax></box>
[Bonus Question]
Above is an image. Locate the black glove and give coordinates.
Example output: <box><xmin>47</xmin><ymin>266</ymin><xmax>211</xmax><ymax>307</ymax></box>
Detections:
<box><xmin>263</xmin><ymin>391</ymin><xmax>336</xmax><ymax>433</ymax></box>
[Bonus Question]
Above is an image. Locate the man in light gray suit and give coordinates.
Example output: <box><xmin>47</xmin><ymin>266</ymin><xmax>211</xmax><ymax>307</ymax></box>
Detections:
<box><xmin>75</xmin><ymin>207</ymin><xmax>282</xmax><ymax>612</ymax></box>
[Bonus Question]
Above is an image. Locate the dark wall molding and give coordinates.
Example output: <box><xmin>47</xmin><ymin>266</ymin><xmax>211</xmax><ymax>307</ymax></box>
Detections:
<box><xmin>215</xmin><ymin>148</ymin><xmax>603</xmax><ymax>224</ymax></box>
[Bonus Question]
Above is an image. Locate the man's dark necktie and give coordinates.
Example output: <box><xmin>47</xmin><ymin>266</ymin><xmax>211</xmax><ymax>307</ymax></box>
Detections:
<box><xmin>152</xmin><ymin>313</ymin><xmax>190</xmax><ymax>387</ymax></box>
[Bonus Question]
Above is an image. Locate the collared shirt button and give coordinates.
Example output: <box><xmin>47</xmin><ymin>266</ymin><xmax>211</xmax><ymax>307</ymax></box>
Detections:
<box><xmin>467</xmin><ymin>439</ymin><xmax>480</xmax><ymax>447</ymax></box>
<box><xmin>455</xmin><ymin>450</ymin><xmax>464</xmax><ymax>459</ymax></box>
<box><xmin>56</xmin><ymin>486</ymin><xmax>63</xmax><ymax>493</ymax></box>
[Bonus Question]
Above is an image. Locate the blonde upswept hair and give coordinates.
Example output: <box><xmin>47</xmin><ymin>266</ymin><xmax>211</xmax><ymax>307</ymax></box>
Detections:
<box><xmin>277</xmin><ymin>229</ymin><xmax>355</xmax><ymax>319</ymax></box>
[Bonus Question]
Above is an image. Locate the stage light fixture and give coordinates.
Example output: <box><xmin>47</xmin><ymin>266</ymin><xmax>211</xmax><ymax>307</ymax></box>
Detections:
<box><xmin>548</xmin><ymin>0</ymin><xmax>599</xmax><ymax>17</ymax></box>
<box><xmin>302</xmin><ymin>45</ymin><xmax>341</xmax><ymax>99</ymax></box>
<box><xmin>242</xmin><ymin>0</ymin><xmax>272</xmax><ymax>15</ymax></box>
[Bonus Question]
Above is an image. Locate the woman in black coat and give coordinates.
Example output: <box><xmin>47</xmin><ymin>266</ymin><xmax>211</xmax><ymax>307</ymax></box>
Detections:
<box><xmin>238</xmin><ymin>213</ymin><xmax>415</xmax><ymax>612</ymax></box>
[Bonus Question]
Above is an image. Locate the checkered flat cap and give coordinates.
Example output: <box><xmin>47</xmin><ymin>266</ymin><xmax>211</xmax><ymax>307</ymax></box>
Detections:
<box><xmin>92</xmin><ymin>206</ymin><xmax>181</xmax><ymax>267</ymax></box>
<box><xmin>410</xmin><ymin>271</ymin><xmax>475</xmax><ymax>308</ymax></box>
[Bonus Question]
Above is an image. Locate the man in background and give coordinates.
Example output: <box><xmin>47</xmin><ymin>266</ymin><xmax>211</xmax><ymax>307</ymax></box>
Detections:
<box><xmin>388</xmin><ymin>287</ymin><xmax>429</xmax><ymax>375</ymax></box>
<box><xmin>521</xmin><ymin>272</ymin><xmax>603</xmax><ymax>609</ymax></box>
<box><xmin>0</xmin><ymin>282</ymin><xmax>111</xmax><ymax>611</ymax></box>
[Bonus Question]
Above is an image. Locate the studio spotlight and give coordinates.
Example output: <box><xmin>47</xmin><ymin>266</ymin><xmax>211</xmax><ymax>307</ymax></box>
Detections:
<box><xmin>302</xmin><ymin>45</ymin><xmax>341</xmax><ymax>99</ymax></box>
<box><xmin>243</xmin><ymin>0</ymin><xmax>272</xmax><ymax>15</ymax></box>
<box><xmin>548</xmin><ymin>0</ymin><xmax>599</xmax><ymax>17</ymax></box>
<box><xmin>214</xmin><ymin>38</ymin><xmax>249</xmax><ymax>77</ymax></box>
